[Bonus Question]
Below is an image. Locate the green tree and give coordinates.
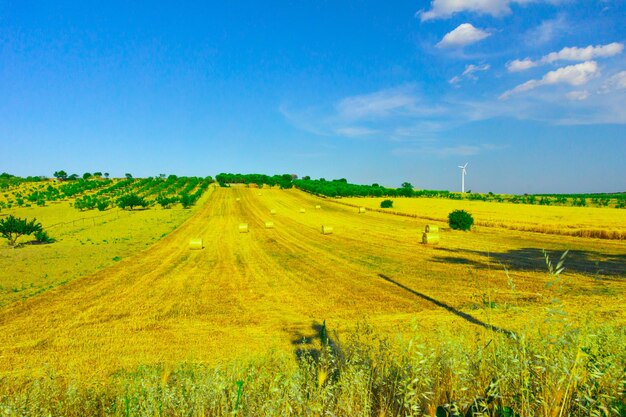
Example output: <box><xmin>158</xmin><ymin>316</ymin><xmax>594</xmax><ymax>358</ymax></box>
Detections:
<box><xmin>125</xmin><ymin>173</ymin><xmax>133</xmax><ymax>179</ymax></box>
<box><xmin>117</xmin><ymin>194</ymin><xmax>147</xmax><ymax>210</ymax></box>
<box><xmin>53</xmin><ymin>170</ymin><xmax>68</xmax><ymax>181</ymax></box>
<box><xmin>448</xmin><ymin>210</ymin><xmax>474</xmax><ymax>231</ymax></box>
<box><xmin>83</xmin><ymin>172</ymin><xmax>92</xmax><ymax>180</ymax></box>
<box><xmin>400</xmin><ymin>182</ymin><xmax>414</xmax><ymax>197</ymax></box>
<box><xmin>104</xmin><ymin>172</ymin><xmax>110</xmax><ymax>179</ymax></box>
<box><xmin>0</xmin><ymin>215</ymin><xmax>43</xmax><ymax>246</ymax></box>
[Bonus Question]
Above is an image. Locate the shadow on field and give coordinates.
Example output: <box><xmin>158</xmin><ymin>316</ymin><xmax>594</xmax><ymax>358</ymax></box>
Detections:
<box><xmin>378</xmin><ymin>274</ymin><xmax>517</xmax><ymax>338</ymax></box>
<box><xmin>291</xmin><ymin>321</ymin><xmax>343</xmax><ymax>362</ymax></box>
<box><xmin>432</xmin><ymin>247</ymin><xmax>626</xmax><ymax>278</ymax></box>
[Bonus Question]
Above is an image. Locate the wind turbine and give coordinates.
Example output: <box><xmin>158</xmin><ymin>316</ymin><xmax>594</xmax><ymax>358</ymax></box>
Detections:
<box><xmin>458</xmin><ymin>163</ymin><xmax>468</xmax><ymax>193</ymax></box>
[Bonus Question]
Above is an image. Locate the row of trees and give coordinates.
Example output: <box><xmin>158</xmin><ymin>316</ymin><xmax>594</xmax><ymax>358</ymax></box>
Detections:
<box><xmin>215</xmin><ymin>173</ymin><xmax>296</xmax><ymax>189</ymax></box>
<box><xmin>53</xmin><ymin>170</ymin><xmax>134</xmax><ymax>181</ymax></box>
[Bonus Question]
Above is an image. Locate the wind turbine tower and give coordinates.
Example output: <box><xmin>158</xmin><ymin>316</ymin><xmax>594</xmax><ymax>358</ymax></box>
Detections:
<box><xmin>458</xmin><ymin>163</ymin><xmax>468</xmax><ymax>193</ymax></box>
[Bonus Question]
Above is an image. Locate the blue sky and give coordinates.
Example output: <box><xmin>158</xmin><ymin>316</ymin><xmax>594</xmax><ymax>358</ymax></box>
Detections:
<box><xmin>1</xmin><ymin>1</ymin><xmax>624</xmax><ymax>193</ymax></box>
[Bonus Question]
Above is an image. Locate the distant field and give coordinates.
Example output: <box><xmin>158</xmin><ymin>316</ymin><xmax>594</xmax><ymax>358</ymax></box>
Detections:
<box><xmin>0</xmin><ymin>187</ymin><xmax>213</xmax><ymax>306</ymax></box>
<box><xmin>1</xmin><ymin>186</ymin><xmax>624</xmax><ymax>381</ymax></box>
<box><xmin>337</xmin><ymin>195</ymin><xmax>626</xmax><ymax>239</ymax></box>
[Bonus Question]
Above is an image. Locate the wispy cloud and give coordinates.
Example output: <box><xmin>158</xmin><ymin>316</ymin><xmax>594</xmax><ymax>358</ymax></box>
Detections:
<box><xmin>449</xmin><ymin>63</ymin><xmax>491</xmax><ymax>85</ymax></box>
<box><xmin>418</xmin><ymin>0</ymin><xmax>568</xmax><ymax>21</ymax></box>
<box><xmin>523</xmin><ymin>14</ymin><xmax>569</xmax><ymax>46</ymax></box>
<box><xmin>334</xmin><ymin>127</ymin><xmax>380</xmax><ymax>137</ymax></box>
<box><xmin>507</xmin><ymin>42</ymin><xmax>624</xmax><ymax>72</ymax></box>
<box><xmin>500</xmin><ymin>61</ymin><xmax>600</xmax><ymax>99</ymax></box>
<box><xmin>565</xmin><ymin>90</ymin><xmax>589</xmax><ymax>101</ymax></box>
<box><xmin>437</xmin><ymin>24</ymin><xmax>490</xmax><ymax>48</ymax></box>
<box><xmin>600</xmin><ymin>70</ymin><xmax>626</xmax><ymax>93</ymax></box>
<box><xmin>336</xmin><ymin>88</ymin><xmax>417</xmax><ymax>120</ymax></box>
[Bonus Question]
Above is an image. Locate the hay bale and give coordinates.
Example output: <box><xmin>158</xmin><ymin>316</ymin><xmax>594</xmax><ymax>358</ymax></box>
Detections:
<box><xmin>422</xmin><ymin>232</ymin><xmax>440</xmax><ymax>244</ymax></box>
<box><xmin>264</xmin><ymin>221</ymin><xmax>274</xmax><ymax>229</ymax></box>
<box><xmin>270</xmin><ymin>209</ymin><xmax>277</xmax><ymax>215</ymax></box>
<box><xmin>299</xmin><ymin>208</ymin><xmax>306</xmax><ymax>213</ymax></box>
<box><xmin>189</xmin><ymin>239</ymin><xmax>203</xmax><ymax>250</ymax></box>
<box><xmin>258</xmin><ymin>193</ymin><xmax>262</xmax><ymax>196</ymax></box>
<box><xmin>236</xmin><ymin>198</ymin><xmax>241</xmax><ymax>202</ymax></box>
<box><xmin>315</xmin><ymin>205</ymin><xmax>321</xmax><ymax>209</ymax></box>
<box><xmin>358</xmin><ymin>207</ymin><xmax>366</xmax><ymax>213</ymax></box>
<box><xmin>425</xmin><ymin>225</ymin><xmax>439</xmax><ymax>233</ymax></box>
<box><xmin>321</xmin><ymin>225</ymin><xmax>333</xmax><ymax>235</ymax></box>
<box><xmin>238</xmin><ymin>223</ymin><xmax>249</xmax><ymax>233</ymax></box>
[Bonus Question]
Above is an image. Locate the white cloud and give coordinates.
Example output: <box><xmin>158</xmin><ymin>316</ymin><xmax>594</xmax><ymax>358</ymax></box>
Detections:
<box><xmin>437</xmin><ymin>23</ymin><xmax>490</xmax><ymax>48</ymax></box>
<box><xmin>565</xmin><ymin>90</ymin><xmax>589</xmax><ymax>101</ymax></box>
<box><xmin>500</xmin><ymin>61</ymin><xmax>599</xmax><ymax>99</ymax></box>
<box><xmin>419</xmin><ymin>0</ymin><xmax>567</xmax><ymax>21</ymax></box>
<box><xmin>542</xmin><ymin>42</ymin><xmax>624</xmax><ymax>63</ymax></box>
<box><xmin>449</xmin><ymin>63</ymin><xmax>491</xmax><ymax>84</ymax></box>
<box><xmin>507</xmin><ymin>42</ymin><xmax>623</xmax><ymax>72</ymax></box>
<box><xmin>420</xmin><ymin>0</ymin><xmax>512</xmax><ymax>21</ymax></box>
<box><xmin>600</xmin><ymin>71</ymin><xmax>626</xmax><ymax>92</ymax></box>
<box><xmin>507</xmin><ymin>58</ymin><xmax>538</xmax><ymax>72</ymax></box>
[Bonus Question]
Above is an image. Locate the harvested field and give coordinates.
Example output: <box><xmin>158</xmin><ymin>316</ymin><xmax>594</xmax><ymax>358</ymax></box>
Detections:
<box><xmin>1</xmin><ymin>187</ymin><xmax>624</xmax><ymax>382</ymax></box>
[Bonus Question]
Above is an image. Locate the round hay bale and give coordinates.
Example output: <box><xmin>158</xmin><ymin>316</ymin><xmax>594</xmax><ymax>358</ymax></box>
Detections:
<box><xmin>425</xmin><ymin>225</ymin><xmax>439</xmax><ymax>233</ymax></box>
<box><xmin>236</xmin><ymin>198</ymin><xmax>241</xmax><ymax>202</ymax></box>
<box><xmin>270</xmin><ymin>209</ymin><xmax>277</xmax><ymax>215</ymax></box>
<box><xmin>238</xmin><ymin>223</ymin><xmax>249</xmax><ymax>233</ymax></box>
<box><xmin>264</xmin><ymin>221</ymin><xmax>274</xmax><ymax>229</ymax></box>
<box><xmin>189</xmin><ymin>239</ymin><xmax>203</xmax><ymax>250</ymax></box>
<box><xmin>422</xmin><ymin>232</ymin><xmax>440</xmax><ymax>244</ymax></box>
<box><xmin>299</xmin><ymin>208</ymin><xmax>306</xmax><ymax>213</ymax></box>
<box><xmin>358</xmin><ymin>207</ymin><xmax>366</xmax><ymax>213</ymax></box>
<box><xmin>315</xmin><ymin>205</ymin><xmax>321</xmax><ymax>209</ymax></box>
<box><xmin>321</xmin><ymin>225</ymin><xmax>333</xmax><ymax>235</ymax></box>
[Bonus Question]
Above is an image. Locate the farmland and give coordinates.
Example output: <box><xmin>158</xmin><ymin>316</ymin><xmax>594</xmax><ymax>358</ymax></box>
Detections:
<box><xmin>0</xmin><ymin>183</ymin><xmax>625</xmax><ymax>415</ymax></box>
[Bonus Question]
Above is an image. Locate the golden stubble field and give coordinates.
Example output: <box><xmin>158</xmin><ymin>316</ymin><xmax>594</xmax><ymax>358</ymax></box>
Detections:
<box><xmin>0</xmin><ymin>186</ymin><xmax>624</xmax><ymax>381</ymax></box>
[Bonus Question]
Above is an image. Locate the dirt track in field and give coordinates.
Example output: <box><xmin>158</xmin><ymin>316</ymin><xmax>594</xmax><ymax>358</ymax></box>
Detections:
<box><xmin>1</xmin><ymin>187</ymin><xmax>624</xmax><ymax>379</ymax></box>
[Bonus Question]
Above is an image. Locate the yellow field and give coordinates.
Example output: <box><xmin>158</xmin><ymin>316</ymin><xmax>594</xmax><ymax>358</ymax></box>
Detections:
<box><xmin>0</xmin><ymin>187</ymin><xmax>624</xmax><ymax>382</ymax></box>
<box><xmin>0</xmin><ymin>187</ymin><xmax>212</xmax><ymax>306</ymax></box>
<box><xmin>339</xmin><ymin>196</ymin><xmax>626</xmax><ymax>239</ymax></box>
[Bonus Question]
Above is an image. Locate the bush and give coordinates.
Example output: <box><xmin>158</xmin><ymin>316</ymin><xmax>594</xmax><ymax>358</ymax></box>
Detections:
<box><xmin>448</xmin><ymin>209</ymin><xmax>474</xmax><ymax>231</ymax></box>
<box><xmin>96</xmin><ymin>198</ymin><xmax>110</xmax><ymax>211</ymax></box>
<box><xmin>380</xmin><ymin>199</ymin><xmax>393</xmax><ymax>208</ymax></box>
<box><xmin>0</xmin><ymin>215</ymin><xmax>43</xmax><ymax>246</ymax></box>
<box><xmin>34</xmin><ymin>230</ymin><xmax>55</xmax><ymax>244</ymax></box>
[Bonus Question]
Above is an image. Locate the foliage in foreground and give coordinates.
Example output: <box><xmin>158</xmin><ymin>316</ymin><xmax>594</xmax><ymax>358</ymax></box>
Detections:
<box><xmin>0</xmin><ymin>322</ymin><xmax>624</xmax><ymax>416</ymax></box>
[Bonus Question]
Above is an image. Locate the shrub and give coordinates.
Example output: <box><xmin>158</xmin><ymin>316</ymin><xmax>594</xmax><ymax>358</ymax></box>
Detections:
<box><xmin>0</xmin><ymin>215</ymin><xmax>43</xmax><ymax>246</ymax></box>
<box><xmin>34</xmin><ymin>230</ymin><xmax>55</xmax><ymax>244</ymax></box>
<box><xmin>96</xmin><ymin>198</ymin><xmax>110</xmax><ymax>211</ymax></box>
<box><xmin>179</xmin><ymin>193</ymin><xmax>194</xmax><ymax>209</ymax></box>
<box><xmin>448</xmin><ymin>209</ymin><xmax>474</xmax><ymax>231</ymax></box>
<box><xmin>380</xmin><ymin>199</ymin><xmax>393</xmax><ymax>208</ymax></box>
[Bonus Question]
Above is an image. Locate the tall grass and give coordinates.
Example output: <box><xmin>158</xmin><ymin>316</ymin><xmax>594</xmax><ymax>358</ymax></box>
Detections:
<box><xmin>0</xmin><ymin>321</ymin><xmax>623</xmax><ymax>416</ymax></box>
